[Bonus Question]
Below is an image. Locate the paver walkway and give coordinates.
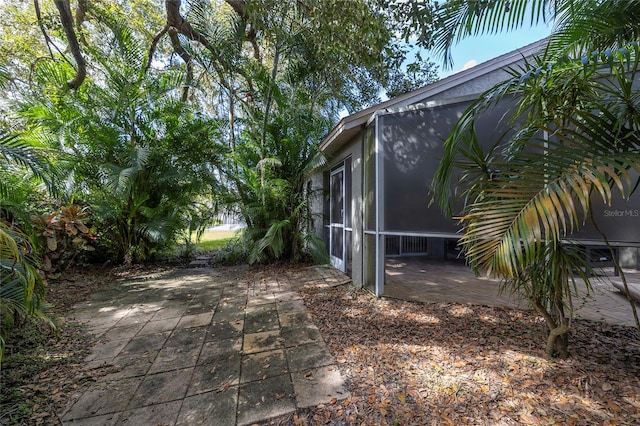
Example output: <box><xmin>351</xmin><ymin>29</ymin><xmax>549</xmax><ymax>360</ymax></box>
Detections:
<box><xmin>60</xmin><ymin>265</ymin><xmax>351</xmax><ymax>425</ymax></box>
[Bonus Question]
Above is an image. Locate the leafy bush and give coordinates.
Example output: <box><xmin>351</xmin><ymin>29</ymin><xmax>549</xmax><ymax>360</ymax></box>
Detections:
<box><xmin>33</xmin><ymin>204</ymin><xmax>95</xmax><ymax>276</ymax></box>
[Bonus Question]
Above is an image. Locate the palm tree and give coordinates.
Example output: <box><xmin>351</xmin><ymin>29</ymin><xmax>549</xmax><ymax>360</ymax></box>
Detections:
<box><xmin>19</xmin><ymin>23</ymin><xmax>224</xmax><ymax>264</ymax></box>
<box><xmin>431</xmin><ymin>0</ymin><xmax>640</xmax><ymax>357</ymax></box>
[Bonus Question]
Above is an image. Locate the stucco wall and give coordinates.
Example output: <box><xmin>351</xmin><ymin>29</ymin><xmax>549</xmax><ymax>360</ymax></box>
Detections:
<box><xmin>311</xmin><ymin>131</ymin><xmax>365</xmax><ymax>286</ymax></box>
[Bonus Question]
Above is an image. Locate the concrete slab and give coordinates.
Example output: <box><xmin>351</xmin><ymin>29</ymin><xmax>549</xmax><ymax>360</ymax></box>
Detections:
<box><xmin>199</xmin><ymin>338</ymin><xmax>242</xmax><ymax>364</ymax></box>
<box><xmin>176</xmin><ymin>388</ymin><xmax>238</xmax><ymax>426</ymax></box>
<box><xmin>291</xmin><ymin>365</ymin><xmax>350</xmax><ymax>408</ymax></box>
<box><xmin>187</xmin><ymin>353</ymin><xmax>241</xmax><ymax>396</ymax></box>
<box><xmin>128</xmin><ymin>368</ymin><xmax>193</xmax><ymax>409</ymax></box>
<box><xmin>237</xmin><ymin>374</ymin><xmax>296</xmax><ymax>426</ymax></box>
<box><xmin>97</xmin><ymin>323</ymin><xmax>144</xmax><ymax>342</ymax></box>
<box><xmin>148</xmin><ymin>343</ymin><xmax>201</xmax><ymax>373</ymax></box>
<box><xmin>62</xmin><ymin>412</ymin><xmax>121</xmax><ymax>425</ymax></box>
<box><xmin>151</xmin><ymin>306</ymin><xmax>187</xmax><ymax>321</ymax></box>
<box><xmin>281</xmin><ymin>325</ymin><xmax>322</xmax><ymax>347</ymax></box>
<box><xmin>206</xmin><ymin>319</ymin><xmax>244</xmax><ymax>340</ymax></box>
<box><xmin>137</xmin><ymin>316</ymin><xmax>180</xmax><ymax>335</ymax></box>
<box><xmin>274</xmin><ymin>291</ymin><xmax>303</xmax><ymax>303</ymax></box>
<box><xmin>119</xmin><ymin>400</ymin><xmax>181</xmax><ymax>425</ymax></box>
<box><xmin>286</xmin><ymin>342</ymin><xmax>335</xmax><ymax>372</ymax></box>
<box><xmin>612</xmin><ymin>280</ymin><xmax>640</xmax><ymax>302</ymax></box>
<box><xmin>165</xmin><ymin>326</ymin><xmax>207</xmax><ymax>347</ymax></box>
<box><xmin>176</xmin><ymin>312</ymin><xmax>213</xmax><ymax>329</ymax></box>
<box><xmin>243</xmin><ymin>330</ymin><xmax>283</xmax><ymax>354</ymax></box>
<box><xmin>278</xmin><ymin>311</ymin><xmax>314</xmax><ymax>328</ymax></box>
<box><xmin>120</xmin><ymin>331</ymin><xmax>170</xmax><ymax>355</ymax></box>
<box><xmin>84</xmin><ymin>339</ymin><xmax>128</xmax><ymax>362</ymax></box>
<box><xmin>100</xmin><ymin>350</ymin><xmax>157</xmax><ymax>381</ymax></box>
<box><xmin>114</xmin><ymin>312</ymin><xmax>156</xmax><ymax>327</ymax></box>
<box><xmin>246</xmin><ymin>294</ymin><xmax>278</xmax><ymax>306</ymax></box>
<box><xmin>184</xmin><ymin>303</ymin><xmax>216</xmax><ymax>316</ymax></box>
<box><xmin>212</xmin><ymin>308</ymin><xmax>245</xmax><ymax>322</ymax></box>
<box><xmin>62</xmin><ymin>265</ymin><xmax>352</xmax><ymax>425</ymax></box>
<box><xmin>241</xmin><ymin>349</ymin><xmax>288</xmax><ymax>383</ymax></box>
<box><xmin>61</xmin><ymin>377</ymin><xmax>142</xmax><ymax>420</ymax></box>
<box><xmin>244</xmin><ymin>306</ymin><xmax>279</xmax><ymax>333</ymax></box>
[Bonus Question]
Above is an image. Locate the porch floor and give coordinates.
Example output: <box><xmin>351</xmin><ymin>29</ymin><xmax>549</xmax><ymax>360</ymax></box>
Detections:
<box><xmin>383</xmin><ymin>257</ymin><xmax>640</xmax><ymax>327</ymax></box>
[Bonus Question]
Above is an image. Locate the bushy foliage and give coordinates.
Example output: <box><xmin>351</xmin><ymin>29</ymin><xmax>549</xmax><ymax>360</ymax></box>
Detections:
<box><xmin>17</xmin><ymin>26</ymin><xmax>224</xmax><ymax>264</ymax></box>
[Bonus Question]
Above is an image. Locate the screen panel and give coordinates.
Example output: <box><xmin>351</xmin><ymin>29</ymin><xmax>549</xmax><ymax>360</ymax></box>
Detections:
<box><xmin>378</xmin><ymin>98</ymin><xmax>640</xmax><ymax>245</ymax></box>
<box><xmin>380</xmin><ymin>99</ymin><xmax>514</xmax><ymax>233</ymax></box>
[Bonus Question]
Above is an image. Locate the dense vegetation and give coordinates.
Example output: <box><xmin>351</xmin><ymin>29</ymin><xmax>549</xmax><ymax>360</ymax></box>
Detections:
<box><xmin>1</xmin><ymin>0</ymin><xmax>639</xmax><ymax>363</ymax></box>
<box><xmin>0</xmin><ymin>0</ymin><xmax>440</xmax><ymax>360</ymax></box>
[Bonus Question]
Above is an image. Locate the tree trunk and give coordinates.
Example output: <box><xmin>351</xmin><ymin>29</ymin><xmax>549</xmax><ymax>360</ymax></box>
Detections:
<box><xmin>53</xmin><ymin>0</ymin><xmax>86</xmax><ymax>89</ymax></box>
<box><xmin>534</xmin><ymin>299</ymin><xmax>571</xmax><ymax>359</ymax></box>
<box><xmin>545</xmin><ymin>321</ymin><xmax>570</xmax><ymax>359</ymax></box>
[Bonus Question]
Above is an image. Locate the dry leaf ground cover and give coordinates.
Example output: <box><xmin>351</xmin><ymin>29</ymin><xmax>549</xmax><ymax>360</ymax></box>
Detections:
<box><xmin>2</xmin><ymin>264</ymin><xmax>640</xmax><ymax>425</ymax></box>
<box><xmin>0</xmin><ymin>265</ymin><xmax>176</xmax><ymax>426</ymax></box>
<box><xmin>262</xmin><ymin>283</ymin><xmax>640</xmax><ymax>425</ymax></box>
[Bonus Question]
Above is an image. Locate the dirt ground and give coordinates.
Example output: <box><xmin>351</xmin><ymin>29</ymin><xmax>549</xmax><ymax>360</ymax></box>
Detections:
<box><xmin>2</xmin><ymin>263</ymin><xmax>640</xmax><ymax>425</ymax></box>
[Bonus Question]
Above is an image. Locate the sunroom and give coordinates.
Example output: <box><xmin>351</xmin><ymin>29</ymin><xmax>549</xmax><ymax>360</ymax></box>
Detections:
<box><xmin>311</xmin><ymin>39</ymin><xmax>640</xmax><ymax>298</ymax></box>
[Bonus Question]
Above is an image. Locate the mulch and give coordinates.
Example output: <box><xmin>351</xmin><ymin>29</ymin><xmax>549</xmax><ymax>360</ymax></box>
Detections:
<box><xmin>259</xmin><ymin>281</ymin><xmax>640</xmax><ymax>425</ymax></box>
<box><xmin>2</xmin><ymin>264</ymin><xmax>640</xmax><ymax>425</ymax></box>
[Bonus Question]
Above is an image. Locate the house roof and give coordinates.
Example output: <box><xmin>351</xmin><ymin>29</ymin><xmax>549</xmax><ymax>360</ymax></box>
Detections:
<box><xmin>319</xmin><ymin>38</ymin><xmax>547</xmax><ymax>155</ymax></box>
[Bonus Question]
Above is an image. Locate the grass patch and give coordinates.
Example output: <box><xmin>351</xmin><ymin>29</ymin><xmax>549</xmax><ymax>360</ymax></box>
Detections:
<box><xmin>193</xmin><ymin>229</ymin><xmax>240</xmax><ymax>252</ymax></box>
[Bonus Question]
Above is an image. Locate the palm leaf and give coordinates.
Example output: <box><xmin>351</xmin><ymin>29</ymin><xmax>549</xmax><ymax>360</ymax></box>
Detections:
<box><xmin>436</xmin><ymin>45</ymin><xmax>640</xmax><ymax>277</ymax></box>
<box><xmin>0</xmin><ymin>131</ymin><xmax>55</xmax><ymax>196</ymax></box>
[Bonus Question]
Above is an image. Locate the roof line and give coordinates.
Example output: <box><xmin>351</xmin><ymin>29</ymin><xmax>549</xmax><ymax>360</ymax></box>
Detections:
<box><xmin>319</xmin><ymin>38</ymin><xmax>546</xmax><ymax>152</ymax></box>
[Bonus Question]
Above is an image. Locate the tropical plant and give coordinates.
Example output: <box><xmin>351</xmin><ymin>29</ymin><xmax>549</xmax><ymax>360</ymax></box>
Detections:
<box><xmin>33</xmin><ymin>204</ymin><xmax>95</xmax><ymax>275</ymax></box>
<box><xmin>431</xmin><ymin>1</ymin><xmax>640</xmax><ymax>357</ymax></box>
<box><xmin>431</xmin><ymin>0</ymin><xmax>640</xmax><ymax>69</ymax></box>
<box><xmin>17</xmin><ymin>21</ymin><xmax>225</xmax><ymax>264</ymax></box>
<box><xmin>0</xmin><ymin>130</ymin><xmax>55</xmax><ymax>362</ymax></box>
<box><xmin>226</xmin><ymin>72</ymin><xmax>330</xmax><ymax>264</ymax></box>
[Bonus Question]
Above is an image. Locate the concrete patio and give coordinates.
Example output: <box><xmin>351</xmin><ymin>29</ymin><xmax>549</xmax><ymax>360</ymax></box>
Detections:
<box><xmin>59</xmin><ymin>264</ymin><xmax>351</xmax><ymax>425</ymax></box>
<box><xmin>384</xmin><ymin>257</ymin><xmax>640</xmax><ymax>327</ymax></box>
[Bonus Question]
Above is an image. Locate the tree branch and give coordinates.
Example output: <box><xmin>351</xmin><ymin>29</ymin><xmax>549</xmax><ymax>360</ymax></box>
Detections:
<box><xmin>168</xmin><ymin>29</ymin><xmax>193</xmax><ymax>102</ymax></box>
<box><xmin>225</xmin><ymin>0</ymin><xmax>260</xmax><ymax>59</ymax></box>
<box><xmin>146</xmin><ymin>25</ymin><xmax>169</xmax><ymax>72</ymax></box>
<box><xmin>53</xmin><ymin>0</ymin><xmax>86</xmax><ymax>89</ymax></box>
<box><xmin>33</xmin><ymin>0</ymin><xmax>54</xmax><ymax>58</ymax></box>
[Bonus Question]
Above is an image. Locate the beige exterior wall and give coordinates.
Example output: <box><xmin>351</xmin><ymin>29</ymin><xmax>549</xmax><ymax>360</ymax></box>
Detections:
<box><xmin>311</xmin><ymin>131</ymin><xmax>365</xmax><ymax>286</ymax></box>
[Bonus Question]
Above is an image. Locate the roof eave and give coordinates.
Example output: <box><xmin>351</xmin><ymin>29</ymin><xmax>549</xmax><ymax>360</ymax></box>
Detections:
<box><xmin>319</xmin><ymin>38</ymin><xmax>546</xmax><ymax>154</ymax></box>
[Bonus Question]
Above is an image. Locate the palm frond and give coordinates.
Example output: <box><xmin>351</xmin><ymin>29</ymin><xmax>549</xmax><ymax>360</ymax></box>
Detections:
<box><xmin>0</xmin><ymin>131</ymin><xmax>56</xmax><ymax>196</ymax></box>
<box><xmin>432</xmin><ymin>0</ymin><xmax>553</xmax><ymax>68</ymax></box>
<box><xmin>435</xmin><ymin>42</ymin><xmax>640</xmax><ymax>277</ymax></box>
<box><xmin>0</xmin><ymin>222</ymin><xmax>49</xmax><ymax>362</ymax></box>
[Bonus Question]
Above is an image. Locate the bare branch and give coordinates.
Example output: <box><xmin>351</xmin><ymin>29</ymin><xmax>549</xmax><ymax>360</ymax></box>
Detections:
<box><xmin>168</xmin><ymin>28</ymin><xmax>193</xmax><ymax>101</ymax></box>
<box><xmin>146</xmin><ymin>25</ymin><xmax>169</xmax><ymax>72</ymax></box>
<box><xmin>33</xmin><ymin>0</ymin><xmax>55</xmax><ymax>58</ymax></box>
<box><xmin>53</xmin><ymin>0</ymin><xmax>86</xmax><ymax>89</ymax></box>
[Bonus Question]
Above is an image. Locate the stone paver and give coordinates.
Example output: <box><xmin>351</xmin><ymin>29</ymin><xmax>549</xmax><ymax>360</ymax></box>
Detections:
<box><xmin>62</xmin><ymin>260</ymin><xmax>639</xmax><ymax>424</ymax></box>
<box><xmin>60</xmin><ymin>265</ymin><xmax>351</xmax><ymax>425</ymax></box>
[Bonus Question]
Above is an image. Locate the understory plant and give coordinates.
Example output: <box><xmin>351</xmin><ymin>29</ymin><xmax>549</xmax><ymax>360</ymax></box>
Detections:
<box><xmin>435</xmin><ymin>46</ymin><xmax>640</xmax><ymax>358</ymax></box>
<box><xmin>33</xmin><ymin>204</ymin><xmax>95</xmax><ymax>276</ymax></box>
